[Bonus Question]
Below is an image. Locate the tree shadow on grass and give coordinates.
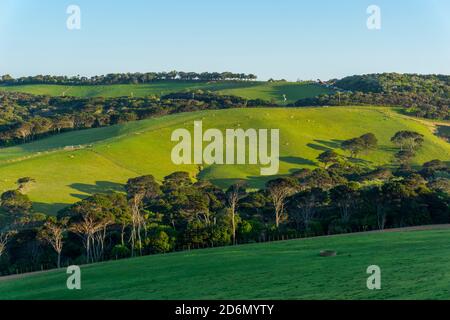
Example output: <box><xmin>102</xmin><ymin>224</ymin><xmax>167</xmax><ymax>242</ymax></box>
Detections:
<box><xmin>307</xmin><ymin>143</ymin><xmax>330</xmax><ymax>152</ymax></box>
<box><xmin>307</xmin><ymin>139</ymin><xmax>347</xmax><ymax>154</ymax></box>
<box><xmin>379</xmin><ymin>145</ymin><xmax>398</xmax><ymax>152</ymax></box>
<box><xmin>69</xmin><ymin>181</ymin><xmax>125</xmax><ymax>200</ymax></box>
<box><xmin>347</xmin><ymin>157</ymin><xmax>372</xmax><ymax>166</ymax></box>
<box><xmin>209</xmin><ymin>171</ymin><xmax>300</xmax><ymax>190</ymax></box>
<box><xmin>32</xmin><ymin>202</ymin><xmax>71</xmax><ymax>215</ymax></box>
<box><xmin>209</xmin><ymin>174</ymin><xmax>290</xmax><ymax>189</ymax></box>
<box><xmin>280</xmin><ymin>156</ymin><xmax>316</xmax><ymax>166</ymax></box>
<box><xmin>207</xmin><ymin>176</ymin><xmax>265</xmax><ymax>190</ymax></box>
<box><xmin>314</xmin><ymin>139</ymin><xmax>343</xmax><ymax>149</ymax></box>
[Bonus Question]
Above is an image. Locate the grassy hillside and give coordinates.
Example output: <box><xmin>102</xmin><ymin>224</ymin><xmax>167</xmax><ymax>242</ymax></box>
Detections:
<box><xmin>1</xmin><ymin>227</ymin><xmax>450</xmax><ymax>300</ymax></box>
<box><xmin>0</xmin><ymin>106</ymin><xmax>448</xmax><ymax>215</ymax></box>
<box><xmin>0</xmin><ymin>81</ymin><xmax>332</xmax><ymax>104</ymax></box>
<box><xmin>218</xmin><ymin>82</ymin><xmax>332</xmax><ymax>103</ymax></box>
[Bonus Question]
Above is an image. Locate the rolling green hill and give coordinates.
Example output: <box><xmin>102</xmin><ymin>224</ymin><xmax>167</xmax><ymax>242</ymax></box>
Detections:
<box><xmin>1</xmin><ymin>227</ymin><xmax>450</xmax><ymax>300</ymax></box>
<box><xmin>0</xmin><ymin>106</ymin><xmax>448</xmax><ymax>215</ymax></box>
<box><xmin>0</xmin><ymin>81</ymin><xmax>332</xmax><ymax>104</ymax></box>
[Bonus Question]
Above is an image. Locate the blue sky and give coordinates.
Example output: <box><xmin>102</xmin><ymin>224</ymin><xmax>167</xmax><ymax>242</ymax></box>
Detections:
<box><xmin>1</xmin><ymin>0</ymin><xmax>449</xmax><ymax>80</ymax></box>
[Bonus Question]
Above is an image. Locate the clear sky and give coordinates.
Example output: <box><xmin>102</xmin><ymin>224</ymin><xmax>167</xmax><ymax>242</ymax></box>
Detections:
<box><xmin>1</xmin><ymin>0</ymin><xmax>449</xmax><ymax>80</ymax></box>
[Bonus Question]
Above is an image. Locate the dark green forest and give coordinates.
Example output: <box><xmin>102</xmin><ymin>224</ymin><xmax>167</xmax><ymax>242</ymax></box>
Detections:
<box><xmin>294</xmin><ymin>73</ymin><xmax>450</xmax><ymax>119</ymax></box>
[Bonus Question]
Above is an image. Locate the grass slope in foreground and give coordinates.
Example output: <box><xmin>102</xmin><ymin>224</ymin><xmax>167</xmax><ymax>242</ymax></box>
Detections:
<box><xmin>0</xmin><ymin>81</ymin><xmax>332</xmax><ymax>104</ymax></box>
<box><xmin>0</xmin><ymin>107</ymin><xmax>449</xmax><ymax>215</ymax></box>
<box><xmin>1</xmin><ymin>228</ymin><xmax>450</xmax><ymax>299</ymax></box>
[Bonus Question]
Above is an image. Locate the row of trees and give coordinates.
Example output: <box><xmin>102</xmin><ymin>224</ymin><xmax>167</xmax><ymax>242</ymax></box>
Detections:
<box><xmin>0</xmin><ymin>132</ymin><xmax>448</xmax><ymax>275</ymax></box>
<box><xmin>0</xmin><ymin>72</ymin><xmax>258</xmax><ymax>86</ymax></box>
<box><xmin>0</xmin><ymin>91</ymin><xmax>273</xmax><ymax>146</ymax></box>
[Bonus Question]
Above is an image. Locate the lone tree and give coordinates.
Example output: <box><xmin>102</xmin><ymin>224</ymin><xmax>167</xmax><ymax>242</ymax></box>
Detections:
<box><xmin>226</xmin><ymin>181</ymin><xmax>247</xmax><ymax>245</ymax></box>
<box><xmin>420</xmin><ymin>159</ymin><xmax>448</xmax><ymax>179</ymax></box>
<box><xmin>0</xmin><ymin>190</ymin><xmax>32</xmax><ymax>215</ymax></box>
<box><xmin>266</xmin><ymin>178</ymin><xmax>297</xmax><ymax>228</ymax></box>
<box><xmin>391</xmin><ymin>131</ymin><xmax>424</xmax><ymax>152</ymax></box>
<box><xmin>38</xmin><ymin>217</ymin><xmax>68</xmax><ymax>268</ymax></box>
<box><xmin>341</xmin><ymin>133</ymin><xmax>378</xmax><ymax>158</ymax></box>
<box><xmin>16</xmin><ymin>177</ymin><xmax>36</xmax><ymax>193</ymax></box>
<box><xmin>423</xmin><ymin>159</ymin><xmax>447</xmax><ymax>171</ymax></box>
<box><xmin>359</xmin><ymin>133</ymin><xmax>378</xmax><ymax>151</ymax></box>
<box><xmin>341</xmin><ymin>137</ymin><xmax>364</xmax><ymax>158</ymax></box>
<box><xmin>317</xmin><ymin>150</ymin><xmax>340</xmax><ymax>168</ymax></box>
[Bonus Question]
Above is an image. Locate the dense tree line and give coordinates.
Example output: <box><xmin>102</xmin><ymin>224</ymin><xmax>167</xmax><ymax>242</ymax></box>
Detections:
<box><xmin>334</xmin><ymin>73</ymin><xmax>450</xmax><ymax>94</ymax></box>
<box><xmin>0</xmin><ymin>91</ymin><xmax>274</xmax><ymax>146</ymax></box>
<box><xmin>0</xmin><ymin>132</ymin><xmax>448</xmax><ymax>275</ymax></box>
<box><xmin>0</xmin><ymin>72</ymin><xmax>257</xmax><ymax>86</ymax></box>
<box><xmin>295</xmin><ymin>73</ymin><xmax>450</xmax><ymax>119</ymax></box>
